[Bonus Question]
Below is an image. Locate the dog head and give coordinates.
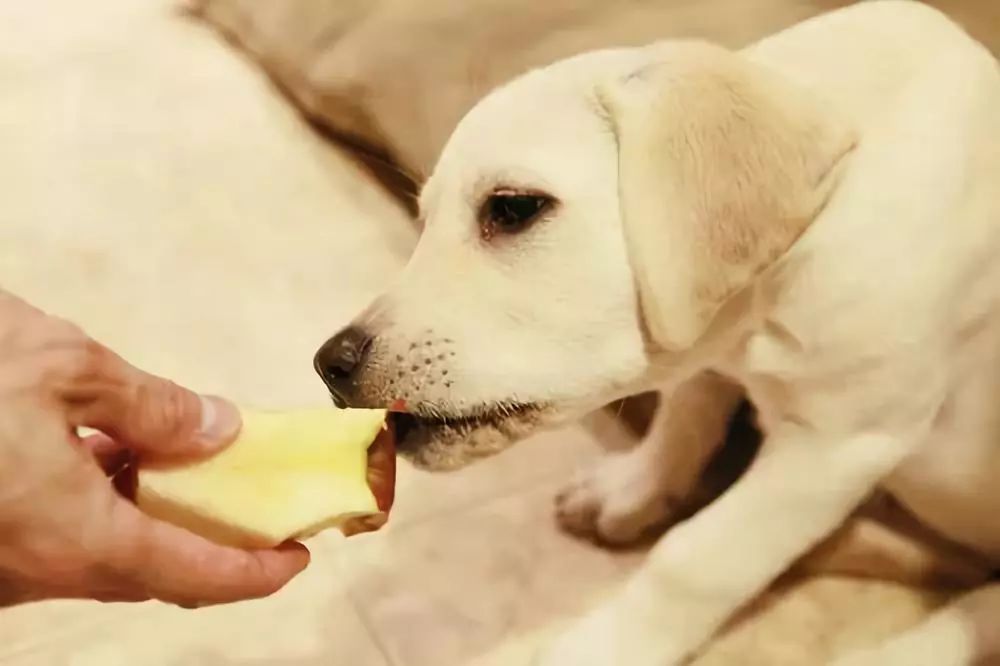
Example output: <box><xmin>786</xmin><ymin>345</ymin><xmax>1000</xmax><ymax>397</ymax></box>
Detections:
<box><xmin>315</xmin><ymin>41</ymin><xmax>855</xmax><ymax>470</ymax></box>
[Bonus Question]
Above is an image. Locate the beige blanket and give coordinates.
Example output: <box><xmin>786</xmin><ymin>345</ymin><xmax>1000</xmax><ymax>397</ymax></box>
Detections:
<box><xmin>190</xmin><ymin>0</ymin><xmax>999</xmax><ymax>186</ymax></box>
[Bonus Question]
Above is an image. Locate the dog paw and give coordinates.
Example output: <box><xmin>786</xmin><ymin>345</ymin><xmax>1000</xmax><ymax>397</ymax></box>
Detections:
<box><xmin>555</xmin><ymin>451</ymin><xmax>679</xmax><ymax>546</ymax></box>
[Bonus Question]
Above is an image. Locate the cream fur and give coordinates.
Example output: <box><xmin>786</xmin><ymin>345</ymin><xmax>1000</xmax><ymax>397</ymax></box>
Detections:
<box><xmin>332</xmin><ymin>1</ymin><xmax>1000</xmax><ymax>663</ymax></box>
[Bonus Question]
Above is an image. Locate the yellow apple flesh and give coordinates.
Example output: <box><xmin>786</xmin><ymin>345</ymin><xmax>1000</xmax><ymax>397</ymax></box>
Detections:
<box><xmin>135</xmin><ymin>407</ymin><xmax>393</xmax><ymax>548</ymax></box>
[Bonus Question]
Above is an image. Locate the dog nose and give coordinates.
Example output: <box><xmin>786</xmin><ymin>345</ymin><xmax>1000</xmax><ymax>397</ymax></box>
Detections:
<box><xmin>314</xmin><ymin>326</ymin><xmax>373</xmax><ymax>408</ymax></box>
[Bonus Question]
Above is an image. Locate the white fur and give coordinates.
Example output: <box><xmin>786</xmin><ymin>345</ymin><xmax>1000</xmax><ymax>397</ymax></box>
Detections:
<box><xmin>339</xmin><ymin>1</ymin><xmax>1000</xmax><ymax>662</ymax></box>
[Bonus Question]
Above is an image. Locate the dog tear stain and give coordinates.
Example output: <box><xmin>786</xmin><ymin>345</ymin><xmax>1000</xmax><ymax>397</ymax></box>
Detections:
<box><xmin>389</xmin><ymin>398</ymin><xmax>408</xmax><ymax>413</ymax></box>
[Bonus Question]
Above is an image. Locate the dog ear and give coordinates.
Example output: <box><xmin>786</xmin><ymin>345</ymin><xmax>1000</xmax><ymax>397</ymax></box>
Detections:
<box><xmin>600</xmin><ymin>42</ymin><xmax>856</xmax><ymax>351</ymax></box>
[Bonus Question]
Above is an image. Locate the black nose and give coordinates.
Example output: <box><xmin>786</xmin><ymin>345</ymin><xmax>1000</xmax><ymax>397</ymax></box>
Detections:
<box><xmin>314</xmin><ymin>326</ymin><xmax>373</xmax><ymax>408</ymax></box>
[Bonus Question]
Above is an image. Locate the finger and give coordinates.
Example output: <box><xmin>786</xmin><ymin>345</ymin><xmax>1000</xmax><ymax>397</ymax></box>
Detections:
<box><xmin>0</xmin><ymin>288</ymin><xmax>46</xmax><ymax>315</ymax></box>
<box><xmin>56</xmin><ymin>341</ymin><xmax>241</xmax><ymax>459</ymax></box>
<box><xmin>78</xmin><ymin>433</ymin><xmax>138</xmax><ymax>498</ymax></box>
<box><xmin>79</xmin><ymin>432</ymin><xmax>132</xmax><ymax>476</ymax></box>
<box><xmin>107</xmin><ymin>499</ymin><xmax>309</xmax><ymax>606</ymax></box>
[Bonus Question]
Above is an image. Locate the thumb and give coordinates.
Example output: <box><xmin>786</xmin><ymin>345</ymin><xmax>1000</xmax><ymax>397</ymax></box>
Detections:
<box><xmin>58</xmin><ymin>342</ymin><xmax>241</xmax><ymax>459</ymax></box>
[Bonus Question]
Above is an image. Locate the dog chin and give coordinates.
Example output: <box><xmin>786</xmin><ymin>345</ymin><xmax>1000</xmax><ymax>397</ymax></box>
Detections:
<box><xmin>389</xmin><ymin>403</ymin><xmax>552</xmax><ymax>471</ymax></box>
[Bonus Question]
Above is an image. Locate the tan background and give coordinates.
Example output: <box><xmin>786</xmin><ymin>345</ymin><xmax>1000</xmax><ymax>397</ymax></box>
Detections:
<box><xmin>190</xmin><ymin>0</ymin><xmax>1000</xmax><ymax>192</ymax></box>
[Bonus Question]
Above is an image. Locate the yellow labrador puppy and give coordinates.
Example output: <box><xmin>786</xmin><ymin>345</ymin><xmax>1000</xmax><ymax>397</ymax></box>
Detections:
<box><xmin>315</xmin><ymin>1</ymin><xmax>1000</xmax><ymax>663</ymax></box>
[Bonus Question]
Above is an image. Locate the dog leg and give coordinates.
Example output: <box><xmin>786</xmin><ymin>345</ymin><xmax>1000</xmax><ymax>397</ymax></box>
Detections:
<box><xmin>555</xmin><ymin>372</ymin><xmax>743</xmax><ymax>545</ymax></box>
<box><xmin>538</xmin><ymin>423</ymin><xmax>921</xmax><ymax>666</ymax></box>
<box><xmin>796</xmin><ymin>493</ymin><xmax>994</xmax><ymax>588</ymax></box>
<box><xmin>831</xmin><ymin>583</ymin><xmax>1000</xmax><ymax>666</ymax></box>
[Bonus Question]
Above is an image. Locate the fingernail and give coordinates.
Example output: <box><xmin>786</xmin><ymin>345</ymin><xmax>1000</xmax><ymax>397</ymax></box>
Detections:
<box><xmin>197</xmin><ymin>395</ymin><xmax>242</xmax><ymax>445</ymax></box>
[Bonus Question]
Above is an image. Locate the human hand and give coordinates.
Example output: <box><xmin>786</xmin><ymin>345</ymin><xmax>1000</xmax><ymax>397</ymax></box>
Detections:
<box><xmin>0</xmin><ymin>290</ymin><xmax>309</xmax><ymax>607</ymax></box>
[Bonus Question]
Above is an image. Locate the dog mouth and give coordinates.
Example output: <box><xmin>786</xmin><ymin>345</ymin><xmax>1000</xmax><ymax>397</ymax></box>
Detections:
<box><xmin>387</xmin><ymin>402</ymin><xmax>545</xmax><ymax>471</ymax></box>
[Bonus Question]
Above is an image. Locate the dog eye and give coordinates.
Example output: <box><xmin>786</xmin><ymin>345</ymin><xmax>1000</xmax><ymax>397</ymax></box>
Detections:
<box><xmin>479</xmin><ymin>190</ymin><xmax>554</xmax><ymax>239</ymax></box>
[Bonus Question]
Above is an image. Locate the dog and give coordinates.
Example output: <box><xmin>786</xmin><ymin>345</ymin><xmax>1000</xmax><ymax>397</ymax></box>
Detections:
<box><xmin>315</xmin><ymin>2</ymin><xmax>1000</xmax><ymax>663</ymax></box>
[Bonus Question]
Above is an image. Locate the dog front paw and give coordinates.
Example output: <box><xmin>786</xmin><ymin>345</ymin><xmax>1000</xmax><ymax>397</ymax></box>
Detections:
<box><xmin>555</xmin><ymin>451</ymin><xmax>680</xmax><ymax>545</ymax></box>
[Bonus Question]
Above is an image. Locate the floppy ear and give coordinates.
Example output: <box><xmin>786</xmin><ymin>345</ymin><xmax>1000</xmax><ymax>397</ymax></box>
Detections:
<box><xmin>600</xmin><ymin>42</ymin><xmax>856</xmax><ymax>350</ymax></box>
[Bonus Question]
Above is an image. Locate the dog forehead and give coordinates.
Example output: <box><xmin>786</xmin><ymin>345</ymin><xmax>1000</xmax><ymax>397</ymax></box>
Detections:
<box><xmin>439</xmin><ymin>48</ymin><xmax>649</xmax><ymax>173</ymax></box>
<box><xmin>452</xmin><ymin>83</ymin><xmax>600</xmax><ymax>163</ymax></box>
<box><xmin>419</xmin><ymin>47</ymin><xmax>658</xmax><ymax>217</ymax></box>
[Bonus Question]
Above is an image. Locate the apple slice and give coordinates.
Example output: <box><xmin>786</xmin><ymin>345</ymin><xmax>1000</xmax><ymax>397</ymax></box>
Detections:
<box><xmin>135</xmin><ymin>407</ymin><xmax>394</xmax><ymax>548</ymax></box>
